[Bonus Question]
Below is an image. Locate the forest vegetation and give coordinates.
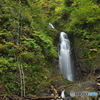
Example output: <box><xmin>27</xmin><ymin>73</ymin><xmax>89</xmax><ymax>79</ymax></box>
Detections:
<box><xmin>0</xmin><ymin>0</ymin><xmax>100</xmax><ymax>97</ymax></box>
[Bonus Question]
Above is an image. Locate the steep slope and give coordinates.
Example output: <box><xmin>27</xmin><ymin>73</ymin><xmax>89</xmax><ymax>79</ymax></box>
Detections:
<box><xmin>0</xmin><ymin>0</ymin><xmax>68</xmax><ymax>95</ymax></box>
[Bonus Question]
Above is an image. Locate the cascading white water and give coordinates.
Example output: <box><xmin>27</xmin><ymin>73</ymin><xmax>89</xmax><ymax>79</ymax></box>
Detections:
<box><xmin>49</xmin><ymin>23</ymin><xmax>55</xmax><ymax>29</ymax></box>
<box><xmin>59</xmin><ymin>32</ymin><xmax>73</xmax><ymax>81</ymax></box>
<box><xmin>61</xmin><ymin>90</ymin><xmax>65</xmax><ymax>98</ymax></box>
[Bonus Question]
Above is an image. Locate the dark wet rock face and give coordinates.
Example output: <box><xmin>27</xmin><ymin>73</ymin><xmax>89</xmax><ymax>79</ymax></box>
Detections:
<box><xmin>94</xmin><ymin>68</ymin><xmax>100</xmax><ymax>75</ymax></box>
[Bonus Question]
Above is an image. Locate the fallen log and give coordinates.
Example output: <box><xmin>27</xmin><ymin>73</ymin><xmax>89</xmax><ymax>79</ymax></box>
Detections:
<box><xmin>25</xmin><ymin>96</ymin><xmax>65</xmax><ymax>100</ymax></box>
<box><xmin>25</xmin><ymin>95</ymin><xmax>55</xmax><ymax>99</ymax></box>
<box><xmin>57</xmin><ymin>84</ymin><xmax>73</xmax><ymax>90</ymax></box>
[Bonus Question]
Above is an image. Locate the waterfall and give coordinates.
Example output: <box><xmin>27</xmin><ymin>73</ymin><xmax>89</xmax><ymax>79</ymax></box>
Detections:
<box><xmin>59</xmin><ymin>32</ymin><xmax>73</xmax><ymax>81</ymax></box>
<box><xmin>49</xmin><ymin>23</ymin><xmax>55</xmax><ymax>29</ymax></box>
<box><xmin>61</xmin><ymin>90</ymin><xmax>65</xmax><ymax>98</ymax></box>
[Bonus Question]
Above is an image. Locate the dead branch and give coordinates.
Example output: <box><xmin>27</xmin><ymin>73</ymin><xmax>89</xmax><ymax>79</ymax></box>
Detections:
<box><xmin>50</xmin><ymin>85</ymin><xmax>59</xmax><ymax>99</ymax></box>
<box><xmin>2</xmin><ymin>94</ymin><xmax>7</xmax><ymax>100</ymax></box>
<box><xmin>57</xmin><ymin>84</ymin><xmax>73</xmax><ymax>90</ymax></box>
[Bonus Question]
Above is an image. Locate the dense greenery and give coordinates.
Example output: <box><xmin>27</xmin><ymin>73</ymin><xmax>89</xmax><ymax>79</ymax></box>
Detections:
<box><xmin>0</xmin><ymin>0</ymin><xmax>61</xmax><ymax>95</ymax></box>
<box><xmin>65</xmin><ymin>0</ymin><xmax>100</xmax><ymax>70</ymax></box>
<box><xmin>0</xmin><ymin>0</ymin><xmax>100</xmax><ymax>96</ymax></box>
<box><xmin>56</xmin><ymin>0</ymin><xmax>100</xmax><ymax>70</ymax></box>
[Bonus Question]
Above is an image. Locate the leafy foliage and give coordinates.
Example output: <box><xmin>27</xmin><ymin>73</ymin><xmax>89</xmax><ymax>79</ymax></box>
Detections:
<box><xmin>0</xmin><ymin>0</ymin><xmax>63</xmax><ymax>95</ymax></box>
<box><xmin>62</xmin><ymin>0</ymin><xmax>100</xmax><ymax>70</ymax></box>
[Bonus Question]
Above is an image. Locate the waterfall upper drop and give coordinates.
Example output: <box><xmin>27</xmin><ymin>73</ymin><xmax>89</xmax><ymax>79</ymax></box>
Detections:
<box><xmin>49</xmin><ymin>23</ymin><xmax>55</xmax><ymax>29</ymax></box>
<box><xmin>59</xmin><ymin>32</ymin><xmax>73</xmax><ymax>81</ymax></box>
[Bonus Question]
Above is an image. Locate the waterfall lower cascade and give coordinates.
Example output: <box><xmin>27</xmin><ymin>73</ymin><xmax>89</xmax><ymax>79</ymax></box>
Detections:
<box><xmin>61</xmin><ymin>90</ymin><xmax>65</xmax><ymax>98</ymax></box>
<box><xmin>59</xmin><ymin>32</ymin><xmax>73</xmax><ymax>81</ymax></box>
